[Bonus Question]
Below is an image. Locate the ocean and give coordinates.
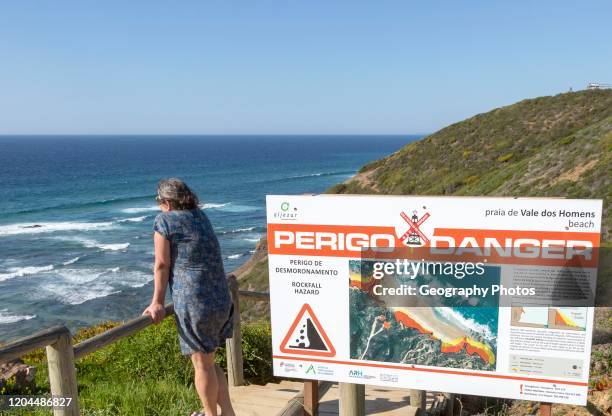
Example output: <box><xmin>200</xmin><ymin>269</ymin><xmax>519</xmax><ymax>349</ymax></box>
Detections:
<box><xmin>0</xmin><ymin>135</ymin><xmax>415</xmax><ymax>342</ymax></box>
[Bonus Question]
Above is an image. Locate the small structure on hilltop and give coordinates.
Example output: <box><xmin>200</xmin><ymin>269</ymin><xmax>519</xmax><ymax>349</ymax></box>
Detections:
<box><xmin>587</xmin><ymin>82</ymin><xmax>612</xmax><ymax>90</ymax></box>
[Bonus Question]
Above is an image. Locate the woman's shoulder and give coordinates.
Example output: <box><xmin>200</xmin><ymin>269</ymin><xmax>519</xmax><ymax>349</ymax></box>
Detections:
<box><xmin>156</xmin><ymin>209</ymin><xmax>205</xmax><ymax>224</ymax></box>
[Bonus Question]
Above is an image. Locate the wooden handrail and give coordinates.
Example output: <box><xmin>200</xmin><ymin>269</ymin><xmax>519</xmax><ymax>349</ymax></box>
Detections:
<box><xmin>238</xmin><ymin>289</ymin><xmax>270</xmax><ymax>300</ymax></box>
<box><xmin>0</xmin><ymin>282</ymin><xmax>270</xmax><ymax>415</ymax></box>
<box><xmin>0</xmin><ymin>325</ymin><xmax>69</xmax><ymax>364</ymax></box>
<box><xmin>72</xmin><ymin>288</ymin><xmax>270</xmax><ymax>360</ymax></box>
<box><xmin>73</xmin><ymin>303</ymin><xmax>175</xmax><ymax>360</ymax></box>
<box><xmin>1</xmin><ymin>288</ymin><xmax>269</xmax><ymax>364</ymax></box>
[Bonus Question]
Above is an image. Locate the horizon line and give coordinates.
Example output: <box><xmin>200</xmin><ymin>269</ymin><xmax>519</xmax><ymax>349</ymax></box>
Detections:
<box><xmin>0</xmin><ymin>133</ymin><xmax>428</xmax><ymax>137</ymax></box>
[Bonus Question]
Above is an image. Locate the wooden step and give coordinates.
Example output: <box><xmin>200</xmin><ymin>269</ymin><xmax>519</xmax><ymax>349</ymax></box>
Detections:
<box><xmin>230</xmin><ymin>380</ymin><xmax>446</xmax><ymax>416</ymax></box>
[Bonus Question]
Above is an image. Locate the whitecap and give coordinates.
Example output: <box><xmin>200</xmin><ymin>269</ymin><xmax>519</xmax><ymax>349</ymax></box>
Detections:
<box><xmin>97</xmin><ymin>243</ymin><xmax>130</xmax><ymax>251</ymax></box>
<box><xmin>218</xmin><ymin>226</ymin><xmax>261</xmax><ymax>235</ymax></box>
<box><xmin>39</xmin><ymin>281</ymin><xmax>121</xmax><ymax>305</ymax></box>
<box><xmin>218</xmin><ymin>204</ymin><xmax>259</xmax><ymax>213</ymax></box>
<box><xmin>120</xmin><ymin>206</ymin><xmax>159</xmax><ymax>214</ymax></box>
<box><xmin>117</xmin><ymin>216</ymin><xmax>149</xmax><ymax>223</ymax></box>
<box><xmin>118</xmin><ymin>270</ymin><xmax>153</xmax><ymax>288</ymax></box>
<box><xmin>62</xmin><ymin>257</ymin><xmax>80</xmax><ymax>266</ymax></box>
<box><xmin>200</xmin><ymin>202</ymin><xmax>230</xmax><ymax>209</ymax></box>
<box><xmin>243</xmin><ymin>238</ymin><xmax>261</xmax><ymax>243</ymax></box>
<box><xmin>53</xmin><ymin>268</ymin><xmax>106</xmax><ymax>284</ymax></box>
<box><xmin>38</xmin><ymin>268</ymin><xmax>122</xmax><ymax>304</ymax></box>
<box><xmin>0</xmin><ymin>221</ymin><xmax>115</xmax><ymax>237</ymax></box>
<box><xmin>0</xmin><ymin>265</ymin><xmax>54</xmax><ymax>282</ymax></box>
<box><xmin>0</xmin><ymin>309</ymin><xmax>36</xmax><ymax>324</ymax></box>
<box><xmin>227</xmin><ymin>254</ymin><xmax>243</xmax><ymax>260</ymax></box>
<box><xmin>58</xmin><ymin>237</ymin><xmax>130</xmax><ymax>251</ymax></box>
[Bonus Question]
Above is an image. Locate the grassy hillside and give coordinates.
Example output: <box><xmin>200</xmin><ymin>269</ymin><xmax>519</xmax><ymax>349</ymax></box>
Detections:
<box><xmin>328</xmin><ymin>89</ymin><xmax>611</xmax><ymax>239</ymax></box>
<box><xmin>241</xmin><ymin>89</ymin><xmax>611</xmax><ymax>300</ymax></box>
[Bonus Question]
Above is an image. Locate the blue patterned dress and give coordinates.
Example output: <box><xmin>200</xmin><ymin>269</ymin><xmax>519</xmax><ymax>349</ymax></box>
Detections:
<box><xmin>153</xmin><ymin>209</ymin><xmax>233</xmax><ymax>355</ymax></box>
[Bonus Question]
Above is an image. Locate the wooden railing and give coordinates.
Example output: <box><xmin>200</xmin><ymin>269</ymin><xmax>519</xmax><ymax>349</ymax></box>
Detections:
<box><xmin>0</xmin><ymin>274</ymin><xmax>263</xmax><ymax>416</ymax></box>
<box><xmin>0</xmin><ymin>274</ymin><xmax>554</xmax><ymax>416</ymax></box>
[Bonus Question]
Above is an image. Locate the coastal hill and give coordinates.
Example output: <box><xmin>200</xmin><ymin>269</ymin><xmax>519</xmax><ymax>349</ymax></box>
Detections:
<box><xmin>240</xmin><ymin>89</ymin><xmax>612</xmax><ymax>296</ymax></box>
<box><xmin>238</xmin><ymin>89</ymin><xmax>611</xmax><ymax>414</ymax></box>
<box><xmin>328</xmin><ymin>89</ymin><xmax>611</xmax><ymax>239</ymax></box>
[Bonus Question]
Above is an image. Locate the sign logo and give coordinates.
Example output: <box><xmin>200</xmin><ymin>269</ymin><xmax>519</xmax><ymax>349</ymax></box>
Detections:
<box><xmin>306</xmin><ymin>364</ymin><xmax>316</xmax><ymax>375</ymax></box>
<box><xmin>397</xmin><ymin>209</ymin><xmax>430</xmax><ymax>246</ymax></box>
<box><xmin>280</xmin><ymin>303</ymin><xmax>336</xmax><ymax>357</ymax></box>
<box><xmin>273</xmin><ymin>201</ymin><xmax>299</xmax><ymax>221</ymax></box>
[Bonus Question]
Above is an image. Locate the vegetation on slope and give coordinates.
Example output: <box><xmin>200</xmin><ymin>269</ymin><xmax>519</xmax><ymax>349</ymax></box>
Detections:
<box><xmin>240</xmin><ymin>89</ymin><xmax>612</xmax><ymax>320</ymax></box>
<box><xmin>328</xmin><ymin>89</ymin><xmax>611</xmax><ymax>239</ymax></box>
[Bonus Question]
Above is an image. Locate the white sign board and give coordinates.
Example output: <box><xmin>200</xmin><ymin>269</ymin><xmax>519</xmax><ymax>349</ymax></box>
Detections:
<box><xmin>266</xmin><ymin>195</ymin><xmax>602</xmax><ymax>405</ymax></box>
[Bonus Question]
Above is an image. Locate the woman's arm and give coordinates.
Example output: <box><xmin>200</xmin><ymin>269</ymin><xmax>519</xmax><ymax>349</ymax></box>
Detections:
<box><xmin>142</xmin><ymin>231</ymin><xmax>171</xmax><ymax>324</ymax></box>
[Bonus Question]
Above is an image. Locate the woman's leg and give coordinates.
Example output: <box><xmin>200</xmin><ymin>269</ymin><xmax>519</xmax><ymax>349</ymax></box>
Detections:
<box><xmin>191</xmin><ymin>352</ymin><xmax>219</xmax><ymax>416</ymax></box>
<box><xmin>214</xmin><ymin>364</ymin><xmax>235</xmax><ymax>416</ymax></box>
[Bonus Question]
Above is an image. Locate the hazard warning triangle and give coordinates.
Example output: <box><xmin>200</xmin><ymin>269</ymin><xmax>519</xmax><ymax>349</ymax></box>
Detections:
<box><xmin>280</xmin><ymin>303</ymin><xmax>336</xmax><ymax>357</ymax></box>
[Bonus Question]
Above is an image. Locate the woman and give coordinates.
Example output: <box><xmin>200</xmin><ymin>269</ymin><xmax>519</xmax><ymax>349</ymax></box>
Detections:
<box><xmin>143</xmin><ymin>178</ymin><xmax>235</xmax><ymax>416</ymax></box>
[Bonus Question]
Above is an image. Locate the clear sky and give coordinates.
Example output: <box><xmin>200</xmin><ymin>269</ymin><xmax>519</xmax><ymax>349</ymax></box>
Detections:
<box><xmin>1</xmin><ymin>1</ymin><xmax>611</xmax><ymax>135</ymax></box>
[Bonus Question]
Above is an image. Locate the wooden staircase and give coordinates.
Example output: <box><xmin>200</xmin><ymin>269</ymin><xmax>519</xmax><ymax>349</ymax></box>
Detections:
<box><xmin>230</xmin><ymin>380</ymin><xmax>448</xmax><ymax>415</ymax></box>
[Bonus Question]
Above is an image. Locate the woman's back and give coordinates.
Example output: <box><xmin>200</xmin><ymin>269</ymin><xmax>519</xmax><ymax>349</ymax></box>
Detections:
<box><xmin>154</xmin><ymin>209</ymin><xmax>227</xmax><ymax>295</ymax></box>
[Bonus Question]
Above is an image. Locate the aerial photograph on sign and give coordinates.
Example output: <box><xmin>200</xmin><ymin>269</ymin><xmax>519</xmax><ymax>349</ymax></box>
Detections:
<box><xmin>349</xmin><ymin>259</ymin><xmax>499</xmax><ymax>371</ymax></box>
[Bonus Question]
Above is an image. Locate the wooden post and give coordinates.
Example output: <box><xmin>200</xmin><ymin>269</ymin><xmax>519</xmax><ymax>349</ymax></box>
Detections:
<box><xmin>539</xmin><ymin>402</ymin><xmax>552</xmax><ymax>416</ymax></box>
<box><xmin>45</xmin><ymin>328</ymin><xmax>79</xmax><ymax>416</ymax></box>
<box><xmin>409</xmin><ymin>389</ymin><xmax>426</xmax><ymax>410</ymax></box>
<box><xmin>303</xmin><ymin>380</ymin><xmax>318</xmax><ymax>416</ymax></box>
<box><xmin>339</xmin><ymin>383</ymin><xmax>365</xmax><ymax>416</ymax></box>
<box><xmin>443</xmin><ymin>393</ymin><xmax>455</xmax><ymax>416</ymax></box>
<box><xmin>225</xmin><ymin>274</ymin><xmax>245</xmax><ymax>386</ymax></box>
<box><xmin>278</xmin><ymin>381</ymin><xmax>333</xmax><ymax>416</ymax></box>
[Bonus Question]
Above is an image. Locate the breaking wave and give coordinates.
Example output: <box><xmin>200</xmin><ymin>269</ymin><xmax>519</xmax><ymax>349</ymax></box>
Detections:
<box><xmin>217</xmin><ymin>226</ymin><xmax>265</xmax><ymax>235</ymax></box>
<box><xmin>0</xmin><ymin>265</ymin><xmax>54</xmax><ymax>282</ymax></box>
<box><xmin>117</xmin><ymin>216</ymin><xmax>149</xmax><ymax>223</ymax></box>
<box><xmin>57</xmin><ymin>237</ymin><xmax>130</xmax><ymax>251</ymax></box>
<box><xmin>0</xmin><ymin>309</ymin><xmax>36</xmax><ymax>324</ymax></box>
<box><xmin>39</xmin><ymin>280</ymin><xmax>121</xmax><ymax>305</ymax></box>
<box><xmin>120</xmin><ymin>206</ymin><xmax>159</xmax><ymax>214</ymax></box>
<box><xmin>37</xmin><ymin>267</ymin><xmax>151</xmax><ymax>305</ymax></box>
<box><xmin>62</xmin><ymin>257</ymin><xmax>81</xmax><ymax>266</ymax></box>
<box><xmin>200</xmin><ymin>202</ymin><xmax>230</xmax><ymax>209</ymax></box>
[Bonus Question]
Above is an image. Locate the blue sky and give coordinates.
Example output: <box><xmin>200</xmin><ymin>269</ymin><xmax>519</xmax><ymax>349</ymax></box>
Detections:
<box><xmin>1</xmin><ymin>1</ymin><xmax>610</xmax><ymax>134</ymax></box>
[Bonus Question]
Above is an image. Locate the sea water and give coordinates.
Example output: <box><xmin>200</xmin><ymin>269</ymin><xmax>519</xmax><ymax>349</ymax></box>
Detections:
<box><xmin>0</xmin><ymin>135</ymin><xmax>413</xmax><ymax>342</ymax></box>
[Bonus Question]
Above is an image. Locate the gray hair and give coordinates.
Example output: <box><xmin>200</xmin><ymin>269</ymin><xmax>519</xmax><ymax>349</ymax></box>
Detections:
<box><xmin>157</xmin><ymin>178</ymin><xmax>199</xmax><ymax>210</ymax></box>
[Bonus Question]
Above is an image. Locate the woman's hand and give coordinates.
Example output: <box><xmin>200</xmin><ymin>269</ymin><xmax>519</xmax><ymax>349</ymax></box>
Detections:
<box><xmin>142</xmin><ymin>302</ymin><xmax>166</xmax><ymax>324</ymax></box>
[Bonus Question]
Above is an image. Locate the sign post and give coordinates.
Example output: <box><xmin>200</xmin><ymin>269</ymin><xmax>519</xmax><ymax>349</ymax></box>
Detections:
<box><xmin>339</xmin><ymin>383</ymin><xmax>365</xmax><ymax>416</ymax></box>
